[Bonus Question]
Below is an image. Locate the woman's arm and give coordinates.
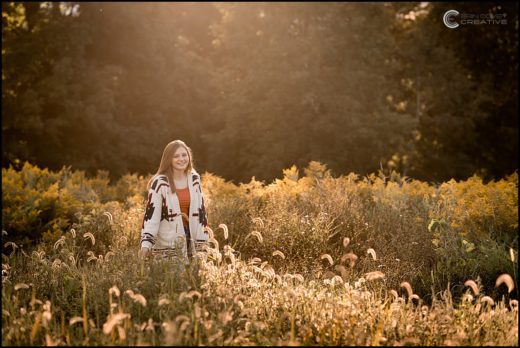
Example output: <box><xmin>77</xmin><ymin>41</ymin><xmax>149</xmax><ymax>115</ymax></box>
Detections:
<box><xmin>139</xmin><ymin>178</ymin><xmax>164</xmax><ymax>258</ymax></box>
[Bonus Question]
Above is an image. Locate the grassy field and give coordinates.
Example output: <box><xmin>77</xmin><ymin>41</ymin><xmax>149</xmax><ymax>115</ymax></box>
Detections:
<box><xmin>2</xmin><ymin>162</ymin><xmax>518</xmax><ymax>345</ymax></box>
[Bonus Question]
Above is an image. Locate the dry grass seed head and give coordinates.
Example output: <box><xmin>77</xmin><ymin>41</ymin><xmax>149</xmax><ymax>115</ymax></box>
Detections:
<box><xmin>103</xmin><ymin>313</ymin><xmax>130</xmax><ymax>335</ymax></box>
<box><xmin>175</xmin><ymin>314</ymin><xmax>190</xmax><ymax>323</ymax></box>
<box><xmin>335</xmin><ymin>265</ymin><xmax>347</xmax><ymax>279</ymax></box>
<box><xmin>53</xmin><ymin>237</ymin><xmax>65</xmax><ymax>250</ymax></box>
<box><xmin>144</xmin><ymin>318</ymin><xmax>155</xmax><ymax>332</ymax></box>
<box><xmin>321</xmin><ymin>254</ymin><xmax>333</xmax><ymax>265</ymax></box>
<box><xmin>272</xmin><ymin>250</ymin><xmax>285</xmax><ymax>259</ymax></box>
<box><xmin>125</xmin><ymin>290</ymin><xmax>147</xmax><ymax>307</ymax></box>
<box><xmin>218</xmin><ymin>311</ymin><xmax>233</xmax><ymax>324</ymax></box>
<box><xmin>341</xmin><ymin>253</ymin><xmax>358</xmax><ymax>268</ymax></box>
<box><xmin>331</xmin><ymin>275</ymin><xmax>343</xmax><ymax>286</ymax></box>
<box><xmin>45</xmin><ymin>334</ymin><xmax>56</xmax><ymax>346</ymax></box>
<box><xmin>209</xmin><ymin>237</ymin><xmax>219</xmax><ymax>251</ymax></box>
<box><xmin>495</xmin><ymin>273</ymin><xmax>515</xmax><ymax>293</ymax></box>
<box><xmin>366</xmin><ymin>248</ymin><xmax>377</xmax><ymax>261</ymax></box>
<box><xmin>103</xmin><ymin>211</ymin><xmax>113</xmax><ymax>224</ymax></box>
<box><xmin>250</xmin><ymin>231</ymin><xmax>263</xmax><ymax>244</ymax></box>
<box><xmin>83</xmin><ymin>232</ymin><xmax>96</xmax><ymax>246</ymax></box>
<box><xmin>32</xmin><ymin>250</ymin><xmax>46</xmax><ymax>261</ymax></box>
<box><xmin>109</xmin><ymin>285</ymin><xmax>120</xmax><ymax>297</ymax></box>
<box><xmin>462</xmin><ymin>293</ymin><xmax>474</xmax><ymax>302</ymax></box>
<box><xmin>175</xmin><ymin>316</ymin><xmax>191</xmax><ymax>332</ymax></box>
<box><xmin>14</xmin><ymin>283</ymin><xmax>30</xmax><ymax>291</ymax></box>
<box><xmin>204</xmin><ymin>226</ymin><xmax>214</xmax><ymax>239</ymax></box>
<box><xmin>287</xmin><ymin>289</ymin><xmax>297</xmax><ymax>299</ymax></box>
<box><xmin>161</xmin><ymin>320</ymin><xmax>175</xmax><ymax>332</ymax></box>
<box><xmin>400</xmin><ymin>282</ymin><xmax>413</xmax><ymax>298</ymax></box>
<box><xmin>158</xmin><ymin>298</ymin><xmax>171</xmax><ymax>306</ymax></box>
<box><xmin>69</xmin><ymin>316</ymin><xmax>83</xmax><ymax>325</ymax></box>
<box><xmin>42</xmin><ymin>301</ymin><xmax>52</xmax><ymax>328</ymax></box>
<box><xmin>464</xmin><ymin>280</ymin><xmax>480</xmax><ymax>296</ymax></box>
<box><xmin>252</xmin><ymin>217</ymin><xmax>265</xmax><ymax>228</ymax></box>
<box><xmin>105</xmin><ymin>251</ymin><xmax>115</xmax><ymax>262</ymax></box>
<box><xmin>226</xmin><ymin>251</ymin><xmax>236</xmax><ymax>266</ymax></box>
<box><xmin>4</xmin><ymin>242</ymin><xmax>18</xmax><ymax>257</ymax></box>
<box><xmin>187</xmin><ymin>290</ymin><xmax>202</xmax><ymax>300</ymax></box>
<box><xmin>179</xmin><ymin>320</ymin><xmax>190</xmax><ymax>331</ymax></box>
<box><xmin>293</xmin><ymin>274</ymin><xmax>304</xmax><ymax>283</ymax></box>
<box><xmin>249</xmin><ymin>257</ymin><xmax>262</xmax><ymax>265</ymax></box>
<box><xmin>68</xmin><ymin>255</ymin><xmax>77</xmax><ymax>265</ymax></box>
<box><xmin>4</xmin><ymin>241</ymin><xmax>18</xmax><ymax>250</ymax></box>
<box><xmin>480</xmin><ymin>296</ymin><xmax>495</xmax><ymax>307</ymax></box>
<box><xmin>218</xmin><ymin>223</ymin><xmax>229</xmax><ymax>240</ymax></box>
<box><xmin>132</xmin><ymin>294</ymin><xmax>147</xmax><ymax>307</ymax></box>
<box><xmin>51</xmin><ymin>259</ymin><xmax>62</xmax><ymax>269</ymax></box>
<box><xmin>354</xmin><ymin>278</ymin><xmax>364</xmax><ymax>288</ymax></box>
<box><xmin>96</xmin><ymin>255</ymin><xmax>104</xmax><ymax>265</ymax></box>
<box><xmin>365</xmin><ymin>271</ymin><xmax>385</xmax><ymax>281</ymax></box>
<box><xmin>86</xmin><ymin>251</ymin><xmax>97</xmax><ymax>262</ymax></box>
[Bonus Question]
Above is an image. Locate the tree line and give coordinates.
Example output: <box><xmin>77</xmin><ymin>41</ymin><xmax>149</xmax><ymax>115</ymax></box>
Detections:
<box><xmin>2</xmin><ymin>2</ymin><xmax>518</xmax><ymax>183</ymax></box>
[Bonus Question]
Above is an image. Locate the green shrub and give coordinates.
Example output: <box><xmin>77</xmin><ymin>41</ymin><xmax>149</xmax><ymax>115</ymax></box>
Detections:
<box><xmin>2</xmin><ymin>162</ymin><xmax>148</xmax><ymax>250</ymax></box>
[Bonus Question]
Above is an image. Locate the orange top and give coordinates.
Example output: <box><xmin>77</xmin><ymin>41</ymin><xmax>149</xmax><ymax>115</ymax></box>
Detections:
<box><xmin>176</xmin><ymin>187</ymin><xmax>190</xmax><ymax>225</ymax></box>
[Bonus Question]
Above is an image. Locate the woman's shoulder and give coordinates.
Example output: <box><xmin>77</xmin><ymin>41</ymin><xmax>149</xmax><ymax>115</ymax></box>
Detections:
<box><xmin>190</xmin><ymin>170</ymin><xmax>201</xmax><ymax>182</ymax></box>
<box><xmin>150</xmin><ymin>174</ymin><xmax>170</xmax><ymax>192</ymax></box>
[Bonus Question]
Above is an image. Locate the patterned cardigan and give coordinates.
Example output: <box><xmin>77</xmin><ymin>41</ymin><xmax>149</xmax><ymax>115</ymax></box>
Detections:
<box><xmin>140</xmin><ymin>170</ymin><xmax>208</xmax><ymax>256</ymax></box>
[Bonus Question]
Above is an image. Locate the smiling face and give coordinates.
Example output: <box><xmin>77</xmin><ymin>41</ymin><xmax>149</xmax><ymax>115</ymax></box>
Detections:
<box><xmin>171</xmin><ymin>146</ymin><xmax>190</xmax><ymax>172</ymax></box>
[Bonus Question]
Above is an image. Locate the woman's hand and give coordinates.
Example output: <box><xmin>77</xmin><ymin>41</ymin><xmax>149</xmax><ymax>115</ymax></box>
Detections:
<box><xmin>138</xmin><ymin>247</ymin><xmax>150</xmax><ymax>260</ymax></box>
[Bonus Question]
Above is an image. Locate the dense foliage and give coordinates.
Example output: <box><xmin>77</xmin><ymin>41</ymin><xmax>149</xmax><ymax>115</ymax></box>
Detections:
<box><xmin>2</xmin><ymin>2</ymin><xmax>518</xmax><ymax>183</ymax></box>
<box><xmin>2</xmin><ymin>163</ymin><xmax>518</xmax><ymax>345</ymax></box>
<box><xmin>2</xmin><ymin>162</ymin><xmax>517</xmax><ymax>299</ymax></box>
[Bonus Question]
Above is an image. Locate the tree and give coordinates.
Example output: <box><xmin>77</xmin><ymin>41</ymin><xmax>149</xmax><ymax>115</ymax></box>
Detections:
<box><xmin>2</xmin><ymin>2</ymin><xmax>219</xmax><ymax>177</ymax></box>
<box><xmin>207</xmin><ymin>3</ymin><xmax>416</xmax><ymax>182</ymax></box>
<box><xmin>388</xmin><ymin>2</ymin><xmax>518</xmax><ymax>181</ymax></box>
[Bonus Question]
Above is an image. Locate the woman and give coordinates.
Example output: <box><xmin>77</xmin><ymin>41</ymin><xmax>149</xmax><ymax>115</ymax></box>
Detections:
<box><xmin>138</xmin><ymin>140</ymin><xmax>208</xmax><ymax>260</ymax></box>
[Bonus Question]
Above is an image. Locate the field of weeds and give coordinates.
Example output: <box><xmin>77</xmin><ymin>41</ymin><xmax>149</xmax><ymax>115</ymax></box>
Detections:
<box><xmin>2</xmin><ymin>162</ymin><xmax>518</xmax><ymax>345</ymax></box>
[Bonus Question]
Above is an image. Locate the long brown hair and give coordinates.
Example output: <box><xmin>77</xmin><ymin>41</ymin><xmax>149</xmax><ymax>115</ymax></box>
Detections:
<box><xmin>148</xmin><ymin>140</ymin><xmax>195</xmax><ymax>193</ymax></box>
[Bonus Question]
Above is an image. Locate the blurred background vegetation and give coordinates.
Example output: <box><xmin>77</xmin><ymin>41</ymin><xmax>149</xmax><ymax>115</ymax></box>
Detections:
<box><xmin>2</xmin><ymin>2</ymin><xmax>518</xmax><ymax>183</ymax></box>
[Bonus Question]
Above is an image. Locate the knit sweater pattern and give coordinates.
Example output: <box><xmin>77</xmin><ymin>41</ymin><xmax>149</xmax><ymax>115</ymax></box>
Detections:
<box><xmin>140</xmin><ymin>170</ymin><xmax>208</xmax><ymax>256</ymax></box>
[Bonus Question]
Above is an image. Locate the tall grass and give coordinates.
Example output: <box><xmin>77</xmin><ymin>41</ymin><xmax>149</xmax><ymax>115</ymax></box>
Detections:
<box><xmin>1</xmin><ymin>162</ymin><xmax>518</xmax><ymax>345</ymax></box>
<box><xmin>2</xmin><ymin>232</ymin><xmax>518</xmax><ymax>345</ymax></box>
